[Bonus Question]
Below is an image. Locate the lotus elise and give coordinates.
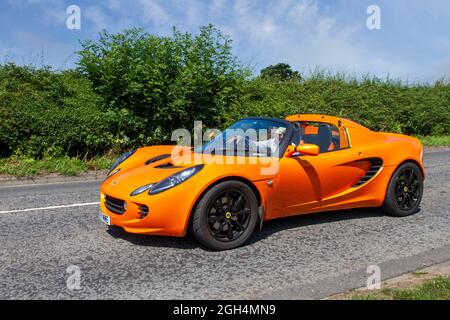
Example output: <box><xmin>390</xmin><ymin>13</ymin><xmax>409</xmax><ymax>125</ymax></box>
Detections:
<box><xmin>99</xmin><ymin>114</ymin><xmax>425</xmax><ymax>250</ymax></box>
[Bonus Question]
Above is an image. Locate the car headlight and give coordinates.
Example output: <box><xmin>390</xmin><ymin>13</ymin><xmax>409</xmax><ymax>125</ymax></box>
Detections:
<box><xmin>149</xmin><ymin>164</ymin><xmax>204</xmax><ymax>195</ymax></box>
<box><xmin>108</xmin><ymin>149</ymin><xmax>136</xmax><ymax>175</ymax></box>
<box><xmin>130</xmin><ymin>183</ymin><xmax>155</xmax><ymax>197</ymax></box>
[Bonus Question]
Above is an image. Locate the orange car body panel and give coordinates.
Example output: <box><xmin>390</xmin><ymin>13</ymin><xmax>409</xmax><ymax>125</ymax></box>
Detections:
<box><xmin>99</xmin><ymin>114</ymin><xmax>424</xmax><ymax>237</ymax></box>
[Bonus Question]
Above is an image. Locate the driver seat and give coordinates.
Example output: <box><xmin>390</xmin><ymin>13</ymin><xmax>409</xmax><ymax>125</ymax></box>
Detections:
<box><xmin>317</xmin><ymin>124</ymin><xmax>332</xmax><ymax>153</ymax></box>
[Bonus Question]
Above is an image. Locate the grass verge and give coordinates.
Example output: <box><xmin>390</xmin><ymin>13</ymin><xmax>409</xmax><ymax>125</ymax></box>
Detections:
<box><xmin>418</xmin><ymin>135</ymin><xmax>450</xmax><ymax>147</ymax></box>
<box><xmin>0</xmin><ymin>155</ymin><xmax>115</xmax><ymax>177</ymax></box>
<box><xmin>352</xmin><ymin>276</ymin><xmax>450</xmax><ymax>300</ymax></box>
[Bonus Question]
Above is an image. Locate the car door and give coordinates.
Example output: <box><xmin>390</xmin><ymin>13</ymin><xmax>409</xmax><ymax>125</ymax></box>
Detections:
<box><xmin>267</xmin><ymin>123</ymin><xmax>361</xmax><ymax>218</ymax></box>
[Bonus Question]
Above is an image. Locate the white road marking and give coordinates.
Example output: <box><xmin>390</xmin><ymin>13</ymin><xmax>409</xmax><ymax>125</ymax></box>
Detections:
<box><xmin>0</xmin><ymin>202</ymin><xmax>100</xmax><ymax>214</ymax></box>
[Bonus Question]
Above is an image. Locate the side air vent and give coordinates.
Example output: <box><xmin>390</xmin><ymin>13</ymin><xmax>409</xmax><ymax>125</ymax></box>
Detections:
<box><xmin>145</xmin><ymin>154</ymin><xmax>170</xmax><ymax>165</ymax></box>
<box><xmin>155</xmin><ymin>162</ymin><xmax>181</xmax><ymax>169</ymax></box>
<box><xmin>353</xmin><ymin>158</ymin><xmax>383</xmax><ymax>187</ymax></box>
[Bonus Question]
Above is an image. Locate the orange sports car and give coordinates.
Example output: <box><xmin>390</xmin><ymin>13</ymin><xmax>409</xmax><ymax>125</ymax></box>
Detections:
<box><xmin>99</xmin><ymin>114</ymin><xmax>425</xmax><ymax>250</ymax></box>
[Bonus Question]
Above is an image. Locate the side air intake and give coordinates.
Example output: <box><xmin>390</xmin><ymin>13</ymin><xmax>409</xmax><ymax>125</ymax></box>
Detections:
<box><xmin>353</xmin><ymin>158</ymin><xmax>383</xmax><ymax>187</ymax></box>
<box><xmin>145</xmin><ymin>154</ymin><xmax>171</xmax><ymax>165</ymax></box>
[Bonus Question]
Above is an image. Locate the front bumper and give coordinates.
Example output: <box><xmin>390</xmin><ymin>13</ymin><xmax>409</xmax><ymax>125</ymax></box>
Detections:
<box><xmin>99</xmin><ymin>182</ymin><xmax>199</xmax><ymax>237</ymax></box>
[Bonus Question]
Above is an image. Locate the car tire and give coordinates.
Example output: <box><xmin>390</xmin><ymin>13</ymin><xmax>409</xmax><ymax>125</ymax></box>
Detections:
<box><xmin>382</xmin><ymin>162</ymin><xmax>424</xmax><ymax>217</ymax></box>
<box><xmin>192</xmin><ymin>181</ymin><xmax>259</xmax><ymax>251</ymax></box>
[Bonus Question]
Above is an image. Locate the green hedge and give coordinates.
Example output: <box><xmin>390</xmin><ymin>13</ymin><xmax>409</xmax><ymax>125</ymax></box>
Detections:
<box><xmin>231</xmin><ymin>75</ymin><xmax>450</xmax><ymax>136</ymax></box>
<box><xmin>0</xmin><ymin>27</ymin><xmax>449</xmax><ymax>160</ymax></box>
<box><xmin>0</xmin><ymin>64</ymin><xmax>120</xmax><ymax>158</ymax></box>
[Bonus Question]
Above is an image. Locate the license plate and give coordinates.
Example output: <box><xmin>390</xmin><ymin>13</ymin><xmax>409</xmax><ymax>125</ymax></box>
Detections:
<box><xmin>99</xmin><ymin>210</ymin><xmax>111</xmax><ymax>226</ymax></box>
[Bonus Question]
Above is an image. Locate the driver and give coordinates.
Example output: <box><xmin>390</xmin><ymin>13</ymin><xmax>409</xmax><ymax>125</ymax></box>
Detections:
<box><xmin>225</xmin><ymin>125</ymin><xmax>287</xmax><ymax>156</ymax></box>
<box><xmin>251</xmin><ymin>126</ymin><xmax>286</xmax><ymax>156</ymax></box>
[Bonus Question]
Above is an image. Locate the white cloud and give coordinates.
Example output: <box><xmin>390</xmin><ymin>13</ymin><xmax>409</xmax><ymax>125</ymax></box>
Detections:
<box><xmin>3</xmin><ymin>0</ymin><xmax>445</xmax><ymax>81</ymax></box>
<box><xmin>84</xmin><ymin>5</ymin><xmax>109</xmax><ymax>31</ymax></box>
<box><xmin>137</xmin><ymin>0</ymin><xmax>170</xmax><ymax>25</ymax></box>
<box><xmin>190</xmin><ymin>0</ymin><xmax>409</xmax><ymax>78</ymax></box>
<box><xmin>108</xmin><ymin>0</ymin><xmax>122</xmax><ymax>12</ymax></box>
<box><xmin>286</xmin><ymin>0</ymin><xmax>319</xmax><ymax>25</ymax></box>
<box><xmin>210</xmin><ymin>0</ymin><xmax>226</xmax><ymax>14</ymax></box>
<box><xmin>7</xmin><ymin>0</ymin><xmax>63</xmax><ymax>6</ymax></box>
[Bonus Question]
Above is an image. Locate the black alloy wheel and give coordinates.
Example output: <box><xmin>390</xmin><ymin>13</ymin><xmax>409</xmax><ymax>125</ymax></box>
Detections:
<box><xmin>192</xmin><ymin>181</ymin><xmax>258</xmax><ymax>250</ymax></box>
<box><xmin>206</xmin><ymin>189</ymin><xmax>252</xmax><ymax>242</ymax></box>
<box><xmin>383</xmin><ymin>162</ymin><xmax>423</xmax><ymax>217</ymax></box>
<box><xmin>394</xmin><ymin>168</ymin><xmax>420</xmax><ymax>211</ymax></box>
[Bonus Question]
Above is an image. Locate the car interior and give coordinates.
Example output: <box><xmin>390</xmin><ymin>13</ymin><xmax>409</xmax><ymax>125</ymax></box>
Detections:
<box><xmin>297</xmin><ymin>122</ymin><xmax>342</xmax><ymax>153</ymax></box>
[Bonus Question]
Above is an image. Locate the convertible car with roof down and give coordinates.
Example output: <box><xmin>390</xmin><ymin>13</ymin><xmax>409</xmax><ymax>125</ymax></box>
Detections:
<box><xmin>99</xmin><ymin>114</ymin><xmax>424</xmax><ymax>250</ymax></box>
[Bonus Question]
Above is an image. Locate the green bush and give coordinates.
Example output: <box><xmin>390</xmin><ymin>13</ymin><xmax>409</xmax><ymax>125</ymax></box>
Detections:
<box><xmin>0</xmin><ymin>64</ymin><xmax>120</xmax><ymax>158</ymax></box>
<box><xmin>230</xmin><ymin>73</ymin><xmax>450</xmax><ymax>136</ymax></box>
<box><xmin>77</xmin><ymin>25</ymin><xmax>249</xmax><ymax>146</ymax></box>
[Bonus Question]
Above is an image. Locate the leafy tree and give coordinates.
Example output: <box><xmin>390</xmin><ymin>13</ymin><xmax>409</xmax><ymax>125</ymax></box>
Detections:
<box><xmin>260</xmin><ymin>63</ymin><xmax>301</xmax><ymax>82</ymax></box>
<box><xmin>77</xmin><ymin>25</ymin><xmax>250</xmax><ymax>146</ymax></box>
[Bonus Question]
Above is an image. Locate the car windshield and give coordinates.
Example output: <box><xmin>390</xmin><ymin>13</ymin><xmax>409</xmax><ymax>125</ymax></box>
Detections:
<box><xmin>195</xmin><ymin>118</ymin><xmax>289</xmax><ymax>157</ymax></box>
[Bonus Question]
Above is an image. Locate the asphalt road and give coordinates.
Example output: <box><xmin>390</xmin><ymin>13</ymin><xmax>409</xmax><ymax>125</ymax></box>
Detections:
<box><xmin>1</xmin><ymin>151</ymin><xmax>449</xmax><ymax>299</ymax></box>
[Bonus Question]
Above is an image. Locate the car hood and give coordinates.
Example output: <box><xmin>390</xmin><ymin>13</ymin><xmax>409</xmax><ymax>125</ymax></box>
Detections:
<box><xmin>102</xmin><ymin>145</ymin><xmax>275</xmax><ymax>194</ymax></box>
<box><xmin>102</xmin><ymin>146</ymin><xmax>189</xmax><ymax>193</ymax></box>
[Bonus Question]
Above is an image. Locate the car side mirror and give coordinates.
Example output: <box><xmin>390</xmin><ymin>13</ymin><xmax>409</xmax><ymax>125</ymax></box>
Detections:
<box><xmin>286</xmin><ymin>144</ymin><xmax>320</xmax><ymax>157</ymax></box>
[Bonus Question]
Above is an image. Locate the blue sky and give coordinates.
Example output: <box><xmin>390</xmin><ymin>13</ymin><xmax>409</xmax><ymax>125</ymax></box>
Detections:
<box><xmin>1</xmin><ymin>0</ymin><xmax>450</xmax><ymax>82</ymax></box>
